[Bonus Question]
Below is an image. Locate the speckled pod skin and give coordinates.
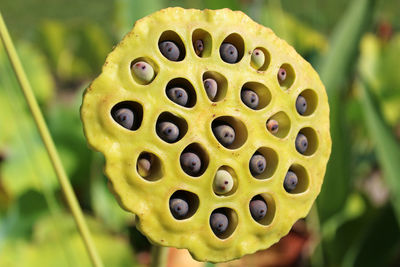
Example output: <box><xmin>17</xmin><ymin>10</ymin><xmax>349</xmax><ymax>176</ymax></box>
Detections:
<box><xmin>81</xmin><ymin>8</ymin><xmax>331</xmax><ymax>263</ymax></box>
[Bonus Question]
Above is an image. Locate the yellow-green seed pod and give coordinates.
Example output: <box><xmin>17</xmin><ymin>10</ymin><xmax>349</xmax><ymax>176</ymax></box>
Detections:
<box><xmin>80</xmin><ymin>7</ymin><xmax>331</xmax><ymax>263</ymax></box>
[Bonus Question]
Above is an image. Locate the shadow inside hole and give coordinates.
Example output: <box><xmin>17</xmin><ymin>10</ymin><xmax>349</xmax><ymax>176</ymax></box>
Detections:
<box><xmin>267</xmin><ymin>111</ymin><xmax>291</xmax><ymax>138</ymax></box>
<box><xmin>202</xmin><ymin>71</ymin><xmax>228</xmax><ymax>102</ymax></box>
<box><xmin>166</xmin><ymin>78</ymin><xmax>196</xmax><ymax>107</ymax></box>
<box><xmin>298</xmin><ymin>127</ymin><xmax>318</xmax><ymax>156</ymax></box>
<box><xmin>130</xmin><ymin>57</ymin><xmax>158</xmax><ymax>85</ymax></box>
<box><xmin>210</xmin><ymin>207</ymin><xmax>238</xmax><ymax>239</ymax></box>
<box><xmin>250</xmin><ymin>194</ymin><xmax>275</xmax><ymax>226</ymax></box>
<box><xmin>156</xmin><ymin>112</ymin><xmax>188</xmax><ymax>143</ymax></box>
<box><xmin>278</xmin><ymin>63</ymin><xmax>295</xmax><ymax>90</ymax></box>
<box><xmin>298</xmin><ymin>89</ymin><xmax>318</xmax><ymax>116</ymax></box>
<box><xmin>192</xmin><ymin>29</ymin><xmax>212</xmax><ymax>58</ymax></box>
<box><xmin>136</xmin><ymin>152</ymin><xmax>163</xmax><ymax>181</ymax></box>
<box><xmin>241</xmin><ymin>82</ymin><xmax>271</xmax><ymax>110</ymax></box>
<box><xmin>169</xmin><ymin>190</ymin><xmax>199</xmax><ymax>220</ymax></box>
<box><xmin>111</xmin><ymin>101</ymin><xmax>143</xmax><ymax>131</ymax></box>
<box><xmin>158</xmin><ymin>30</ymin><xmax>186</xmax><ymax>61</ymax></box>
<box><xmin>286</xmin><ymin>164</ymin><xmax>309</xmax><ymax>194</ymax></box>
<box><xmin>180</xmin><ymin>143</ymin><xmax>209</xmax><ymax>177</ymax></box>
<box><xmin>220</xmin><ymin>33</ymin><xmax>245</xmax><ymax>63</ymax></box>
<box><xmin>250</xmin><ymin>147</ymin><xmax>278</xmax><ymax>179</ymax></box>
<box><xmin>211</xmin><ymin>117</ymin><xmax>248</xmax><ymax>149</ymax></box>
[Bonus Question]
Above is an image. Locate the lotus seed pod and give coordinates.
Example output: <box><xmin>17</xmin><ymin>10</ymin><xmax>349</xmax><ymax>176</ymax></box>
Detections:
<box><xmin>112</xmin><ymin>108</ymin><xmax>134</xmax><ymax>130</ymax></box>
<box><xmin>167</xmin><ymin>87</ymin><xmax>188</xmax><ymax>106</ymax></box>
<box><xmin>131</xmin><ymin>61</ymin><xmax>155</xmax><ymax>84</ymax></box>
<box><xmin>220</xmin><ymin>43</ymin><xmax>238</xmax><ymax>63</ymax></box>
<box><xmin>212</xmin><ymin>124</ymin><xmax>235</xmax><ymax>147</ymax></box>
<box><xmin>170</xmin><ymin>197</ymin><xmax>189</xmax><ymax>219</ymax></box>
<box><xmin>157</xmin><ymin>121</ymin><xmax>179</xmax><ymax>143</ymax></box>
<box><xmin>81</xmin><ymin>8</ymin><xmax>331</xmax><ymax>262</ymax></box>
<box><xmin>266</xmin><ymin>119</ymin><xmax>279</xmax><ymax>134</ymax></box>
<box><xmin>203</xmin><ymin>78</ymin><xmax>218</xmax><ymax>100</ymax></box>
<box><xmin>295</xmin><ymin>133</ymin><xmax>308</xmax><ymax>154</ymax></box>
<box><xmin>159</xmin><ymin>41</ymin><xmax>180</xmax><ymax>61</ymax></box>
<box><xmin>241</xmin><ymin>89</ymin><xmax>259</xmax><ymax>109</ymax></box>
<box><xmin>284</xmin><ymin>171</ymin><xmax>298</xmax><ymax>192</ymax></box>
<box><xmin>213</xmin><ymin>170</ymin><xmax>234</xmax><ymax>195</ymax></box>
<box><xmin>180</xmin><ymin>152</ymin><xmax>201</xmax><ymax>176</ymax></box>
<box><xmin>194</xmin><ymin>39</ymin><xmax>204</xmax><ymax>56</ymax></box>
<box><xmin>278</xmin><ymin>67</ymin><xmax>287</xmax><ymax>84</ymax></box>
<box><xmin>210</xmin><ymin>212</ymin><xmax>229</xmax><ymax>235</ymax></box>
<box><xmin>249</xmin><ymin>199</ymin><xmax>267</xmax><ymax>221</ymax></box>
<box><xmin>251</xmin><ymin>49</ymin><xmax>265</xmax><ymax>69</ymax></box>
<box><xmin>249</xmin><ymin>154</ymin><xmax>266</xmax><ymax>175</ymax></box>
<box><xmin>296</xmin><ymin>95</ymin><xmax>307</xmax><ymax>115</ymax></box>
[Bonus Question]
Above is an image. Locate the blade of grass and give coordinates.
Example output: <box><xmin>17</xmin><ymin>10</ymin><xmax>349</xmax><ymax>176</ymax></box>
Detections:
<box><xmin>0</xmin><ymin>11</ymin><xmax>103</xmax><ymax>267</ymax></box>
<box><xmin>358</xmin><ymin>78</ymin><xmax>400</xmax><ymax>226</ymax></box>
<box><xmin>316</xmin><ymin>0</ymin><xmax>375</xmax><ymax>222</ymax></box>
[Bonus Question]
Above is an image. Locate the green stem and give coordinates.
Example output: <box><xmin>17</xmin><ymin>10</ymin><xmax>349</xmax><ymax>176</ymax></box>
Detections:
<box><xmin>151</xmin><ymin>246</ymin><xmax>169</xmax><ymax>267</ymax></box>
<box><xmin>0</xmin><ymin>11</ymin><xmax>103</xmax><ymax>267</ymax></box>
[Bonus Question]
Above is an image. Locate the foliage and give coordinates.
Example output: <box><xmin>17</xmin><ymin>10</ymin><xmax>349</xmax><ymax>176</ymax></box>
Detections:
<box><xmin>1</xmin><ymin>0</ymin><xmax>400</xmax><ymax>266</ymax></box>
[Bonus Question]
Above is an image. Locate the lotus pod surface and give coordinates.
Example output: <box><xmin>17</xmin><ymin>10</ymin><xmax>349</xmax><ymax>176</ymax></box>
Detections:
<box><xmin>80</xmin><ymin>7</ymin><xmax>331</xmax><ymax>262</ymax></box>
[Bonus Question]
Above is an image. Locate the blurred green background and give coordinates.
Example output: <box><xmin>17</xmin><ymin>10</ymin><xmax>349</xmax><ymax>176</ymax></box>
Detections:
<box><xmin>1</xmin><ymin>0</ymin><xmax>400</xmax><ymax>266</ymax></box>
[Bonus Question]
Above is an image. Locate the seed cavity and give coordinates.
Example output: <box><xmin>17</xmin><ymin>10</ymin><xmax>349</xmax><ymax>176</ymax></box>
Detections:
<box><xmin>157</xmin><ymin>121</ymin><xmax>180</xmax><ymax>143</ymax></box>
<box><xmin>220</xmin><ymin>43</ymin><xmax>238</xmax><ymax>63</ymax></box>
<box><xmin>296</xmin><ymin>95</ymin><xmax>307</xmax><ymax>115</ymax></box>
<box><xmin>194</xmin><ymin>39</ymin><xmax>204</xmax><ymax>56</ymax></box>
<box><xmin>203</xmin><ymin>78</ymin><xmax>218</xmax><ymax>101</ymax></box>
<box><xmin>212</xmin><ymin>124</ymin><xmax>235</xmax><ymax>147</ymax></box>
<box><xmin>131</xmin><ymin>61</ymin><xmax>155</xmax><ymax>84</ymax></box>
<box><xmin>180</xmin><ymin>152</ymin><xmax>201</xmax><ymax>176</ymax></box>
<box><xmin>249</xmin><ymin>153</ymin><xmax>266</xmax><ymax>176</ymax></box>
<box><xmin>266</xmin><ymin>119</ymin><xmax>279</xmax><ymax>134</ymax></box>
<box><xmin>159</xmin><ymin>41</ymin><xmax>180</xmax><ymax>61</ymax></box>
<box><xmin>213</xmin><ymin>170</ymin><xmax>234</xmax><ymax>195</ymax></box>
<box><xmin>210</xmin><ymin>212</ymin><xmax>228</xmax><ymax>235</ymax></box>
<box><xmin>284</xmin><ymin>171</ymin><xmax>298</xmax><ymax>192</ymax></box>
<box><xmin>251</xmin><ymin>48</ymin><xmax>265</xmax><ymax>70</ymax></box>
<box><xmin>295</xmin><ymin>133</ymin><xmax>308</xmax><ymax>154</ymax></box>
<box><xmin>241</xmin><ymin>89</ymin><xmax>259</xmax><ymax>109</ymax></box>
<box><xmin>166</xmin><ymin>87</ymin><xmax>188</xmax><ymax>106</ymax></box>
<box><xmin>249</xmin><ymin>198</ymin><xmax>267</xmax><ymax>221</ymax></box>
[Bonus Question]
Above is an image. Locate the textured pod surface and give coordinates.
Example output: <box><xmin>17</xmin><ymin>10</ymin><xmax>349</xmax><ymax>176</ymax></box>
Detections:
<box><xmin>81</xmin><ymin>7</ymin><xmax>331</xmax><ymax>263</ymax></box>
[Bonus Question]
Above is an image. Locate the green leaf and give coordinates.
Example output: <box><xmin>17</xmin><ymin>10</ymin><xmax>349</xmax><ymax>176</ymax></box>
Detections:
<box><xmin>358</xmin><ymin>78</ymin><xmax>400</xmax><ymax>225</ymax></box>
<box><xmin>316</xmin><ymin>0</ymin><xmax>375</xmax><ymax>222</ymax></box>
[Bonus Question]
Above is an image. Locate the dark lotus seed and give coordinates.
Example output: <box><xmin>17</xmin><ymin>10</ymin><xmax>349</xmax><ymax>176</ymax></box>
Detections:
<box><xmin>249</xmin><ymin>154</ymin><xmax>266</xmax><ymax>175</ymax></box>
<box><xmin>266</xmin><ymin>119</ymin><xmax>279</xmax><ymax>134</ymax></box>
<box><xmin>241</xmin><ymin>89</ymin><xmax>259</xmax><ymax>109</ymax></box>
<box><xmin>249</xmin><ymin>199</ymin><xmax>267</xmax><ymax>221</ymax></box>
<box><xmin>213</xmin><ymin>125</ymin><xmax>235</xmax><ymax>147</ymax></box>
<box><xmin>194</xmin><ymin>39</ymin><xmax>204</xmax><ymax>56</ymax></box>
<box><xmin>167</xmin><ymin>87</ymin><xmax>188</xmax><ymax>106</ymax></box>
<box><xmin>159</xmin><ymin>41</ymin><xmax>180</xmax><ymax>61</ymax></box>
<box><xmin>157</xmin><ymin>122</ymin><xmax>179</xmax><ymax>143</ymax></box>
<box><xmin>180</xmin><ymin>152</ymin><xmax>201</xmax><ymax>176</ymax></box>
<box><xmin>210</xmin><ymin>212</ymin><xmax>228</xmax><ymax>234</ymax></box>
<box><xmin>203</xmin><ymin>78</ymin><xmax>218</xmax><ymax>100</ymax></box>
<box><xmin>295</xmin><ymin>133</ymin><xmax>308</xmax><ymax>154</ymax></box>
<box><xmin>296</xmin><ymin>95</ymin><xmax>307</xmax><ymax>115</ymax></box>
<box><xmin>113</xmin><ymin>108</ymin><xmax>134</xmax><ymax>129</ymax></box>
<box><xmin>169</xmin><ymin>197</ymin><xmax>189</xmax><ymax>219</ymax></box>
<box><xmin>220</xmin><ymin>43</ymin><xmax>238</xmax><ymax>63</ymax></box>
<box><xmin>284</xmin><ymin>171</ymin><xmax>298</xmax><ymax>192</ymax></box>
<box><xmin>278</xmin><ymin>67</ymin><xmax>287</xmax><ymax>84</ymax></box>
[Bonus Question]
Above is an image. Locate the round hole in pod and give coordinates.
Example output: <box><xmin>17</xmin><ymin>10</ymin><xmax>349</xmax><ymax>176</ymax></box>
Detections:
<box><xmin>158</xmin><ymin>30</ymin><xmax>186</xmax><ymax>61</ymax></box>
<box><xmin>192</xmin><ymin>29</ymin><xmax>212</xmax><ymax>58</ymax></box>
<box><xmin>211</xmin><ymin>116</ymin><xmax>248</xmax><ymax>149</ymax></box>
<box><xmin>169</xmin><ymin>190</ymin><xmax>199</xmax><ymax>220</ymax></box>
<box><xmin>110</xmin><ymin>101</ymin><xmax>143</xmax><ymax>131</ymax></box>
